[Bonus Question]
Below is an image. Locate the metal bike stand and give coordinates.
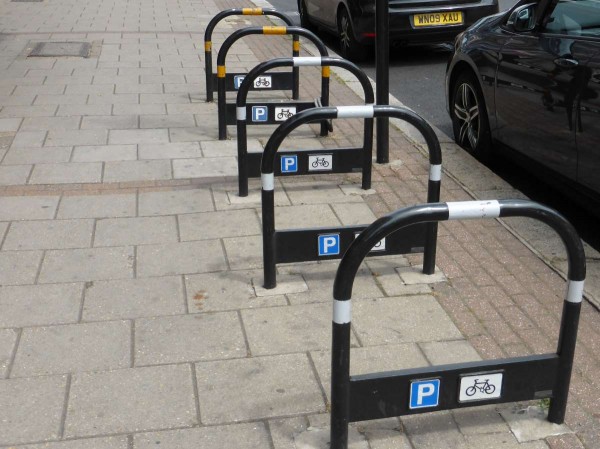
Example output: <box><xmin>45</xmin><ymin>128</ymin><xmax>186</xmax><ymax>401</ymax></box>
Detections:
<box><xmin>260</xmin><ymin>105</ymin><xmax>441</xmax><ymax>289</ymax></box>
<box><xmin>330</xmin><ymin>199</ymin><xmax>586</xmax><ymax>449</ymax></box>
<box><xmin>216</xmin><ymin>26</ymin><xmax>330</xmax><ymax>140</ymax></box>
<box><xmin>235</xmin><ymin>56</ymin><xmax>374</xmax><ymax>197</ymax></box>
<box><xmin>204</xmin><ymin>8</ymin><xmax>299</xmax><ymax>102</ymax></box>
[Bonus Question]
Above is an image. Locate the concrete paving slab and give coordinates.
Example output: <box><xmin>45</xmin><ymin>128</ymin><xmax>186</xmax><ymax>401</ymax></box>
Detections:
<box><xmin>65</xmin><ymin>364</ymin><xmax>197</xmax><ymax>437</ymax></box>
<box><xmin>0</xmin><ymin>283</ymin><xmax>83</xmax><ymax>328</ymax></box>
<box><xmin>0</xmin><ymin>376</ymin><xmax>67</xmax><ymax>445</ymax></box>
<box><xmin>10</xmin><ymin>130</ymin><xmax>46</xmax><ymax>147</ymax></box>
<box><xmin>139</xmin><ymin>142</ymin><xmax>203</xmax><ymax>160</ymax></box>
<box><xmin>71</xmin><ymin>144</ymin><xmax>138</xmax><ymax>162</ymax></box>
<box><xmin>0</xmin><ymin>250</ymin><xmax>42</xmax><ymax>285</ymax></box>
<box><xmin>284</xmin><ymin>181</ymin><xmax>364</xmax><ymax>205</ymax></box>
<box><xmin>179</xmin><ymin>209</ymin><xmax>260</xmax><ymax>241</ymax></box>
<box><xmin>194</xmin><ymin>353</ymin><xmax>324</xmax><ymax>424</ymax></box>
<box><xmin>173</xmin><ymin>157</ymin><xmax>238</xmax><ymax>178</ymax></box>
<box><xmin>223</xmin><ymin>235</ymin><xmax>263</xmax><ymax>270</ymax></box>
<box><xmin>39</xmin><ymin>246</ymin><xmax>134</xmax><ymax>283</ymax></box>
<box><xmin>0</xmin><ymin>164</ymin><xmax>31</xmax><ymax>185</ymax></box>
<box><xmin>0</xmin><ymin>328</ymin><xmax>17</xmax><ymax>377</ymax></box>
<box><xmin>138</xmin><ymin>188</ymin><xmax>214</xmax><ymax>216</ymax></box>
<box><xmin>452</xmin><ymin>406</ymin><xmax>509</xmax><ymax>436</ymax></box>
<box><xmin>11</xmin><ymin>436</ymin><xmax>129</xmax><ymax>449</ymax></box>
<box><xmin>109</xmin><ymin>129</ymin><xmax>169</xmax><ymax>145</ymax></box>
<box><xmin>465</xmin><ymin>433</ymin><xmax>550</xmax><ymax>449</ymax></box>
<box><xmin>272</xmin><ymin>204</ymin><xmax>341</xmax><ymax>229</ymax></box>
<box><xmin>57</xmin><ymin>194</ymin><xmax>136</xmax><ymax>219</ymax></box>
<box><xmin>83</xmin><ymin>276</ymin><xmax>185</xmax><ymax>321</ymax></box>
<box><xmin>134</xmin><ymin>423</ymin><xmax>272</xmax><ymax>449</ymax></box>
<box><xmin>339</xmin><ymin>184</ymin><xmax>377</xmax><ymax>196</ymax></box>
<box><xmin>3</xmin><ymin>219</ymin><xmax>94</xmax><ymax>250</ymax></box>
<box><xmin>353</xmin><ymin>418</ymin><xmax>413</xmax><ymax>449</ymax></box>
<box><xmin>401</xmin><ymin>411</ymin><xmax>469</xmax><ymax>449</ymax></box>
<box><xmin>136</xmin><ymin>240</ymin><xmax>227</xmax><ymax>277</ymax></box>
<box><xmin>94</xmin><ymin>216</ymin><xmax>177</xmax><ymax>247</ymax></box>
<box><xmin>332</xmin><ymin>202</ymin><xmax>377</xmax><ymax>226</ymax></box>
<box><xmin>103</xmin><ymin>159</ymin><xmax>172</xmax><ymax>182</ymax></box>
<box><xmin>169</xmin><ymin>127</ymin><xmax>213</xmax><ymax>142</ymax></box>
<box><xmin>200</xmin><ymin>138</ymin><xmax>263</xmax><ymax>158</ymax></box>
<box><xmin>397</xmin><ymin>264</ymin><xmax>447</xmax><ymax>285</ymax></box>
<box><xmin>352</xmin><ymin>295</ymin><xmax>463</xmax><ymax>344</ymax></box>
<box><xmin>29</xmin><ymin>162</ymin><xmax>103</xmax><ymax>184</ymax></box>
<box><xmin>46</xmin><ymin>129</ymin><xmax>107</xmax><ymax>147</ymax></box>
<box><xmin>2</xmin><ymin>146</ymin><xmax>72</xmax><ymax>165</ymax></box>
<box><xmin>500</xmin><ymin>405</ymin><xmax>571</xmax><ymax>442</ymax></box>
<box><xmin>12</xmin><ymin>320</ymin><xmax>131</xmax><ymax>377</ymax></box>
<box><xmin>135</xmin><ymin>312</ymin><xmax>246</xmax><ymax>365</ymax></box>
<box><xmin>0</xmin><ymin>195</ymin><xmax>58</xmax><ymax>220</ymax></box>
<box><xmin>293</xmin><ymin>426</ymin><xmax>369</xmax><ymax>449</ymax></box>
<box><xmin>420</xmin><ymin>340</ymin><xmax>482</xmax><ymax>365</ymax></box>
<box><xmin>253</xmin><ymin>274</ymin><xmax>308</xmax><ymax>297</ymax></box>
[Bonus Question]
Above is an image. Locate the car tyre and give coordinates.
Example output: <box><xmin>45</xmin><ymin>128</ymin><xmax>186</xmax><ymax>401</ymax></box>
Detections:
<box><xmin>451</xmin><ymin>71</ymin><xmax>492</xmax><ymax>161</ymax></box>
<box><xmin>298</xmin><ymin>0</ymin><xmax>314</xmax><ymax>31</ymax></box>
<box><xmin>337</xmin><ymin>7</ymin><xmax>368</xmax><ymax>62</ymax></box>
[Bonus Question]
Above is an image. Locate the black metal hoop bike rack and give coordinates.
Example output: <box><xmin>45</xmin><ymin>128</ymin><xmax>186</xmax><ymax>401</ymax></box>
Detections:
<box><xmin>330</xmin><ymin>199</ymin><xmax>586</xmax><ymax>449</ymax></box>
<box><xmin>235</xmin><ymin>56</ymin><xmax>373</xmax><ymax>197</ymax></box>
<box><xmin>216</xmin><ymin>26</ymin><xmax>330</xmax><ymax>140</ymax></box>
<box><xmin>260</xmin><ymin>104</ymin><xmax>441</xmax><ymax>289</ymax></box>
<box><xmin>204</xmin><ymin>8</ymin><xmax>299</xmax><ymax>102</ymax></box>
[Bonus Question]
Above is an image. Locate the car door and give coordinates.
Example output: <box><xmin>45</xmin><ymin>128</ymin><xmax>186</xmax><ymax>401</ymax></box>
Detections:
<box><xmin>307</xmin><ymin>0</ymin><xmax>338</xmax><ymax>29</ymax></box>
<box><xmin>494</xmin><ymin>0</ymin><xmax>592</xmax><ymax>181</ymax></box>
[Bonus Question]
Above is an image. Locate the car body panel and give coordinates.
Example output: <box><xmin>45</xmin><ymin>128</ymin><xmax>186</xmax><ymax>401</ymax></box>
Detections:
<box><xmin>577</xmin><ymin>50</ymin><xmax>600</xmax><ymax>193</ymax></box>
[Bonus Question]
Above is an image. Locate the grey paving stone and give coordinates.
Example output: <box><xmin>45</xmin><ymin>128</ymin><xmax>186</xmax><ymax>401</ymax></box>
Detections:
<box><xmin>112</xmin><ymin>103</ymin><xmax>166</xmax><ymax>115</ymax></box>
<box><xmin>140</xmin><ymin>93</ymin><xmax>190</xmax><ymax>104</ymax></box>
<box><xmin>201</xmin><ymin>138</ymin><xmax>262</xmax><ymax>158</ymax></box>
<box><xmin>135</xmin><ymin>312</ymin><xmax>246</xmax><ymax>365</ymax></box>
<box><xmin>252</xmin><ymin>274</ymin><xmax>308</xmax><ymax>297</ymax></box>
<box><xmin>397</xmin><ymin>264</ymin><xmax>447</xmax><ymax>285</ymax></box>
<box><xmin>195</xmin><ymin>354</ymin><xmax>324</xmax><ymax>424</ymax></box>
<box><xmin>3</xmin><ymin>219</ymin><xmax>94</xmax><ymax>250</ymax></box>
<box><xmin>499</xmin><ymin>405</ymin><xmax>570</xmax><ymax>443</ymax></box>
<box><xmin>0</xmin><ymin>164</ymin><xmax>31</xmax><ymax>185</ymax></box>
<box><xmin>172</xmin><ymin>157</ymin><xmax>238</xmax><ymax>178</ymax></box>
<box><xmin>39</xmin><ymin>246</ymin><xmax>134</xmax><ymax>283</ymax></box>
<box><xmin>140</xmin><ymin>114</ymin><xmax>195</xmax><ymax>129</ymax></box>
<box><xmin>420</xmin><ymin>340</ymin><xmax>482</xmax><ymax>365</ymax></box>
<box><xmin>0</xmin><ymin>105</ymin><xmax>58</xmax><ymax>118</ymax></box>
<box><xmin>0</xmin><ymin>250</ymin><xmax>42</xmax><ymax>285</ymax></box>
<box><xmin>185</xmin><ymin>270</ymin><xmax>287</xmax><ymax>312</ymax></box>
<box><xmin>137</xmin><ymin>240</ymin><xmax>227</xmax><ymax>277</ymax></box>
<box><xmin>65</xmin><ymin>364</ymin><xmax>197</xmax><ymax>437</ymax></box>
<box><xmin>46</xmin><ymin>129</ymin><xmax>107</xmax><ymax>147</ymax></box>
<box><xmin>80</xmin><ymin>115</ymin><xmax>138</xmax><ymax>130</ymax></box>
<box><xmin>402</xmin><ymin>412</ymin><xmax>469</xmax><ymax>449</ymax></box>
<box><xmin>465</xmin><ymin>433</ymin><xmax>550</xmax><ymax>449</ymax></box>
<box><xmin>352</xmin><ymin>295</ymin><xmax>463</xmax><ymax>345</ymax></box>
<box><xmin>0</xmin><ymin>376</ymin><xmax>67</xmax><ymax>445</ymax></box>
<box><xmin>134</xmin><ymin>423</ymin><xmax>271</xmax><ymax>449</ymax></box>
<box><xmin>0</xmin><ymin>117</ymin><xmax>22</xmax><ymax>132</ymax></box>
<box><xmin>179</xmin><ymin>209</ymin><xmax>260</xmax><ymax>241</ymax></box>
<box><xmin>109</xmin><ymin>129</ymin><xmax>169</xmax><ymax>145</ymax></box>
<box><xmin>169</xmin><ymin>127</ymin><xmax>212</xmax><ymax>142</ymax></box>
<box><xmin>0</xmin><ymin>283</ymin><xmax>83</xmax><ymax>328</ymax></box>
<box><xmin>56</xmin><ymin>104</ymin><xmax>112</xmax><ymax>116</ymax></box>
<box><xmin>10</xmin><ymin>131</ymin><xmax>46</xmax><ymax>148</ymax></box>
<box><xmin>284</xmin><ymin>181</ymin><xmax>364</xmax><ymax>205</ymax></box>
<box><xmin>12</xmin><ymin>321</ymin><xmax>131</xmax><ymax>377</ymax></box>
<box><xmin>0</xmin><ymin>329</ymin><xmax>17</xmax><ymax>377</ymax></box>
<box><xmin>94</xmin><ymin>216</ymin><xmax>177</xmax><ymax>247</ymax></box>
<box><xmin>103</xmin><ymin>160</ymin><xmax>172</xmax><ymax>182</ymax></box>
<box><xmin>34</xmin><ymin>94</ymin><xmax>87</xmax><ymax>106</ymax></box>
<box><xmin>83</xmin><ymin>276</ymin><xmax>185</xmax><ymax>321</ymax></box>
<box><xmin>115</xmin><ymin>83</ymin><xmax>163</xmax><ymax>94</ymax></box>
<box><xmin>0</xmin><ymin>94</ymin><xmax>35</xmax><ymax>107</ymax></box>
<box><xmin>11</xmin><ymin>436</ymin><xmax>129</xmax><ymax>449</ymax></box>
<box><xmin>242</xmin><ymin>303</ymin><xmax>345</xmax><ymax>356</ymax></box>
<box><xmin>332</xmin><ymin>202</ymin><xmax>378</xmax><ymax>225</ymax></box>
<box><xmin>138</xmin><ymin>188</ymin><xmax>213</xmax><ymax>216</ymax></box>
<box><xmin>21</xmin><ymin>116</ymin><xmax>80</xmax><ymax>131</ymax></box>
<box><xmin>452</xmin><ymin>406</ymin><xmax>509</xmax><ymax>436</ymax></box>
<box><xmin>71</xmin><ymin>144</ymin><xmax>138</xmax><ymax>162</ymax></box>
<box><xmin>57</xmin><ymin>194</ymin><xmax>136</xmax><ymax>219</ymax></box>
<box><xmin>87</xmin><ymin>93</ymin><xmax>138</xmax><ymax>104</ymax></box>
<box><xmin>2</xmin><ymin>146</ymin><xmax>72</xmax><ymax>165</ymax></box>
<box><xmin>138</xmin><ymin>142</ymin><xmax>202</xmax><ymax>160</ymax></box>
<box><xmin>273</xmin><ymin>204</ymin><xmax>340</xmax><ymax>229</ymax></box>
<box><xmin>268</xmin><ymin>416</ymin><xmax>308</xmax><ymax>449</ymax></box>
<box><xmin>29</xmin><ymin>163</ymin><xmax>103</xmax><ymax>184</ymax></box>
<box><xmin>222</xmin><ymin>235</ymin><xmax>262</xmax><ymax>270</ymax></box>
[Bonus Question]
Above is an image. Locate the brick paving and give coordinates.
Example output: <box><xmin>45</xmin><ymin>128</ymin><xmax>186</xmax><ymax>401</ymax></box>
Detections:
<box><xmin>0</xmin><ymin>0</ymin><xmax>598</xmax><ymax>447</ymax></box>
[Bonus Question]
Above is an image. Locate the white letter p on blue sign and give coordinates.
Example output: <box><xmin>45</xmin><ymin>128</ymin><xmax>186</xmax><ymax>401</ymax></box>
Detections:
<box><xmin>318</xmin><ymin>234</ymin><xmax>340</xmax><ymax>256</ymax></box>
<box><xmin>409</xmin><ymin>379</ymin><xmax>440</xmax><ymax>409</ymax></box>
<box><xmin>280</xmin><ymin>155</ymin><xmax>298</xmax><ymax>173</ymax></box>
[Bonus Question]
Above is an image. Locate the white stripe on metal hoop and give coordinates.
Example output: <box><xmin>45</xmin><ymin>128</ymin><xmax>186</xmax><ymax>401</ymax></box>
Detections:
<box><xmin>429</xmin><ymin>164</ymin><xmax>442</xmax><ymax>182</ymax></box>
<box><xmin>236</xmin><ymin>106</ymin><xmax>246</xmax><ymax>121</ymax></box>
<box><xmin>337</xmin><ymin>105</ymin><xmax>374</xmax><ymax>119</ymax></box>
<box><xmin>333</xmin><ymin>300</ymin><xmax>351</xmax><ymax>324</ymax></box>
<box><xmin>447</xmin><ymin>200</ymin><xmax>500</xmax><ymax>220</ymax></box>
<box><xmin>261</xmin><ymin>172</ymin><xmax>274</xmax><ymax>191</ymax></box>
<box><xmin>566</xmin><ymin>280</ymin><xmax>584</xmax><ymax>303</ymax></box>
<box><xmin>293</xmin><ymin>56</ymin><xmax>322</xmax><ymax>66</ymax></box>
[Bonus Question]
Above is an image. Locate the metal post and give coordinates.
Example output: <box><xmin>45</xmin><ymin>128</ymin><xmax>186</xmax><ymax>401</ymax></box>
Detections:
<box><xmin>262</xmin><ymin>175</ymin><xmax>277</xmax><ymax>289</ymax></box>
<box><xmin>292</xmin><ymin>36</ymin><xmax>300</xmax><ymax>100</ymax></box>
<box><xmin>375</xmin><ymin>0</ymin><xmax>389</xmax><ymax>163</ymax></box>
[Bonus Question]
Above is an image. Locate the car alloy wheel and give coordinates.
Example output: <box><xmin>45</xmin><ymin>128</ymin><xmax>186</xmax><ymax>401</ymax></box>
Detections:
<box><xmin>451</xmin><ymin>72</ymin><xmax>492</xmax><ymax>161</ymax></box>
<box><xmin>337</xmin><ymin>8</ymin><xmax>367</xmax><ymax>61</ymax></box>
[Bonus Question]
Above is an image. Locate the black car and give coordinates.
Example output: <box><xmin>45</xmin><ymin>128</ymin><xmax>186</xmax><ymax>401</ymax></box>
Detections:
<box><xmin>446</xmin><ymin>0</ymin><xmax>600</xmax><ymax>199</ymax></box>
<box><xmin>298</xmin><ymin>0</ymin><xmax>499</xmax><ymax>60</ymax></box>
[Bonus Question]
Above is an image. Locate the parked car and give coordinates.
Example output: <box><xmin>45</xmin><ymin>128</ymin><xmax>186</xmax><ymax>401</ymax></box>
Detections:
<box><xmin>446</xmin><ymin>0</ymin><xmax>600</xmax><ymax>199</ymax></box>
<box><xmin>297</xmin><ymin>0</ymin><xmax>499</xmax><ymax>60</ymax></box>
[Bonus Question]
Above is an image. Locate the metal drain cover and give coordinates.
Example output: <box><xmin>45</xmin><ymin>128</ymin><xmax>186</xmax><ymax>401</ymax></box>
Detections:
<box><xmin>29</xmin><ymin>42</ymin><xmax>91</xmax><ymax>57</ymax></box>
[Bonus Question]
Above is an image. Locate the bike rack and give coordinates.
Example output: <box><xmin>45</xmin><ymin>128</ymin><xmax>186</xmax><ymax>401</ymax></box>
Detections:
<box><xmin>330</xmin><ymin>199</ymin><xmax>586</xmax><ymax>449</ymax></box>
<box><xmin>235</xmin><ymin>56</ymin><xmax>374</xmax><ymax>197</ymax></box>
<box><xmin>261</xmin><ymin>105</ymin><xmax>441</xmax><ymax>289</ymax></box>
<box><xmin>216</xmin><ymin>26</ymin><xmax>330</xmax><ymax>140</ymax></box>
<box><xmin>204</xmin><ymin>8</ymin><xmax>299</xmax><ymax>102</ymax></box>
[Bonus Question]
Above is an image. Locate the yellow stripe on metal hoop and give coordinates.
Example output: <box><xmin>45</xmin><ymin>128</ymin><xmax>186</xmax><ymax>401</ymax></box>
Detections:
<box><xmin>322</xmin><ymin>66</ymin><xmax>330</xmax><ymax>78</ymax></box>
<box><xmin>204</xmin><ymin>41</ymin><xmax>212</xmax><ymax>52</ymax></box>
<box><xmin>293</xmin><ymin>40</ymin><xmax>300</xmax><ymax>52</ymax></box>
<box><xmin>217</xmin><ymin>65</ymin><xmax>226</xmax><ymax>78</ymax></box>
<box><xmin>263</xmin><ymin>26</ymin><xmax>287</xmax><ymax>35</ymax></box>
<box><xmin>242</xmin><ymin>7</ymin><xmax>262</xmax><ymax>15</ymax></box>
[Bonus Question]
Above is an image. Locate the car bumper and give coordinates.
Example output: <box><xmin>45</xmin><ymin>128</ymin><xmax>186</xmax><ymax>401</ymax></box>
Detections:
<box><xmin>353</xmin><ymin>2</ymin><xmax>499</xmax><ymax>44</ymax></box>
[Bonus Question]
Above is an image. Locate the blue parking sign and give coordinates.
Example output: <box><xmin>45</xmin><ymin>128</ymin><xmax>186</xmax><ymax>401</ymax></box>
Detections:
<box><xmin>252</xmin><ymin>106</ymin><xmax>268</xmax><ymax>122</ymax></box>
<box><xmin>318</xmin><ymin>234</ymin><xmax>340</xmax><ymax>256</ymax></box>
<box><xmin>280</xmin><ymin>155</ymin><xmax>298</xmax><ymax>173</ymax></box>
<box><xmin>409</xmin><ymin>379</ymin><xmax>440</xmax><ymax>409</ymax></box>
<box><xmin>234</xmin><ymin>75</ymin><xmax>245</xmax><ymax>89</ymax></box>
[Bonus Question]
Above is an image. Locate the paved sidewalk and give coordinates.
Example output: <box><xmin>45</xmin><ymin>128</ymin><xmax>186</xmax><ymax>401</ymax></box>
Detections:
<box><xmin>0</xmin><ymin>0</ymin><xmax>599</xmax><ymax>448</ymax></box>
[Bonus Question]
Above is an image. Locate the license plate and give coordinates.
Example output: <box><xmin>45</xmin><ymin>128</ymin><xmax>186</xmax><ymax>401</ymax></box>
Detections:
<box><xmin>413</xmin><ymin>11</ymin><xmax>463</xmax><ymax>27</ymax></box>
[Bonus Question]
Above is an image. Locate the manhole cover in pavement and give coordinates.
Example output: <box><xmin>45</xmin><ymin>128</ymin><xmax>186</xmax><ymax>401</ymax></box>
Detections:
<box><xmin>29</xmin><ymin>42</ymin><xmax>91</xmax><ymax>57</ymax></box>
